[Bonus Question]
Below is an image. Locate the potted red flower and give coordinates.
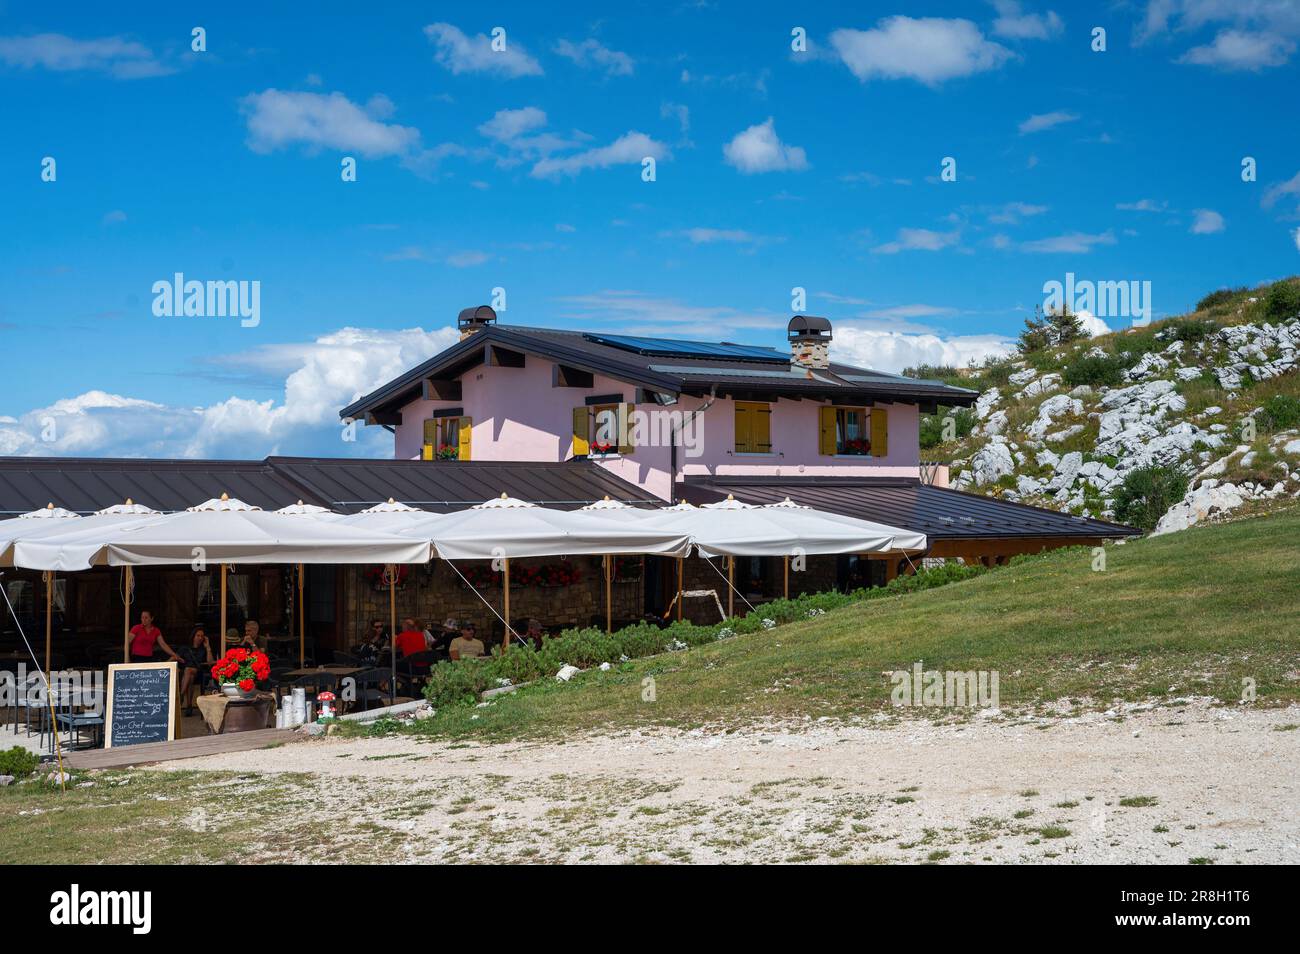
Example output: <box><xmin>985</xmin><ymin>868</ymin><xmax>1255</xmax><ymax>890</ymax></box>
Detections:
<box><xmin>211</xmin><ymin>647</ymin><xmax>271</xmax><ymax>699</ymax></box>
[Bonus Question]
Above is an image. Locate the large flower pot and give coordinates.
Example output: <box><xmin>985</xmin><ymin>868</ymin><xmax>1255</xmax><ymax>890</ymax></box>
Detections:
<box><xmin>221</xmin><ymin>682</ymin><xmax>256</xmax><ymax>700</ymax></box>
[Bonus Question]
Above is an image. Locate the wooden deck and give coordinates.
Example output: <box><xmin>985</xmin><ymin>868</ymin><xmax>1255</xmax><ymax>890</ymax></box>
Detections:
<box><xmin>59</xmin><ymin>728</ymin><xmax>303</xmax><ymax>770</ymax></box>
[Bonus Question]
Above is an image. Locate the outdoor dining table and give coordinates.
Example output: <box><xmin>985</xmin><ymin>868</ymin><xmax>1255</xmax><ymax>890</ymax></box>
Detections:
<box><xmin>282</xmin><ymin>666</ymin><xmax>364</xmax><ymax>679</ymax></box>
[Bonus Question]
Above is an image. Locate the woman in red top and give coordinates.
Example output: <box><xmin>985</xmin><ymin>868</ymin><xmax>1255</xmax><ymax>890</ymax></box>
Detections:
<box><xmin>393</xmin><ymin>617</ymin><xmax>430</xmax><ymax>658</ymax></box>
<box><xmin>128</xmin><ymin>610</ymin><xmax>182</xmax><ymax>665</ymax></box>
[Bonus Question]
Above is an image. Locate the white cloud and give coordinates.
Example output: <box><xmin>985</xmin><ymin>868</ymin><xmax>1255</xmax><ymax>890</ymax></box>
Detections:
<box><xmin>1293</xmin><ymin>227</ymin><xmax>1300</xmax><ymax>252</ymax></box>
<box><xmin>101</xmin><ymin>210</ymin><xmax>127</xmax><ymax>226</ymax></box>
<box><xmin>530</xmin><ymin>131</ymin><xmax>668</xmax><ymax>178</ymax></box>
<box><xmin>987</xmin><ymin>201</ymin><xmax>1049</xmax><ymax>224</ymax></box>
<box><xmin>1190</xmin><ymin>209</ymin><xmax>1226</xmax><ymax>233</ymax></box>
<box><xmin>0</xmin><ymin>32</ymin><xmax>172</xmax><ymax>79</ymax></box>
<box><xmin>477</xmin><ymin>106</ymin><xmax>547</xmax><ymax>142</ymax></box>
<box><xmin>423</xmin><ymin>22</ymin><xmax>543</xmax><ymax>77</ymax></box>
<box><xmin>664</xmin><ymin>228</ymin><xmax>769</xmax><ymax>245</ymax></box>
<box><xmin>1073</xmin><ymin>309</ymin><xmax>1113</xmax><ymax>337</ymax></box>
<box><xmin>0</xmin><ymin>327</ymin><xmax>460</xmax><ymax>459</ymax></box>
<box><xmin>1020</xmin><ymin>230</ymin><xmax>1117</xmax><ymax>253</ymax></box>
<box><xmin>1017</xmin><ymin>110</ymin><xmax>1079</xmax><ymax>134</ymax></box>
<box><xmin>991</xmin><ymin>1</ymin><xmax>1064</xmax><ymax>40</ymax></box>
<box><xmin>554</xmin><ymin>38</ymin><xmax>633</xmax><ymax>76</ymax></box>
<box><xmin>871</xmin><ymin>228</ymin><xmax>961</xmax><ymax>254</ymax></box>
<box><xmin>829</xmin><ymin>17</ymin><xmax>1014</xmax><ymax>85</ymax></box>
<box><xmin>446</xmin><ymin>250</ymin><xmax>491</xmax><ymax>267</ymax></box>
<box><xmin>833</xmin><ymin>325</ymin><xmax>1013</xmax><ymax>374</ymax></box>
<box><xmin>1116</xmin><ymin>198</ymin><xmax>1169</xmax><ymax>212</ymax></box>
<box><xmin>722</xmin><ymin>118</ymin><xmax>808</xmax><ymax>174</ymax></box>
<box><xmin>240</xmin><ymin>90</ymin><xmax>421</xmax><ymax>158</ymax></box>
<box><xmin>1178</xmin><ymin>29</ymin><xmax>1295</xmax><ymax>69</ymax></box>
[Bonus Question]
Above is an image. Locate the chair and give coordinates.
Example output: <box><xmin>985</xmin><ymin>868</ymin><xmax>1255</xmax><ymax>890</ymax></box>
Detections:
<box><xmin>55</xmin><ymin>682</ymin><xmax>105</xmax><ymax>751</ymax></box>
<box><xmin>349</xmin><ymin>667</ymin><xmax>392</xmax><ymax>711</ymax></box>
<box><xmin>12</xmin><ymin>671</ymin><xmax>43</xmax><ymax>737</ymax></box>
<box><xmin>291</xmin><ymin>671</ymin><xmax>338</xmax><ymax>706</ymax></box>
<box><xmin>397</xmin><ymin>650</ymin><xmax>435</xmax><ymax>692</ymax></box>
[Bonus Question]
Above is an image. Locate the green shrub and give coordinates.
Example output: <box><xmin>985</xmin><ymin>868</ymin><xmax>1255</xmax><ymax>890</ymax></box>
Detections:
<box><xmin>1164</xmin><ymin>317</ymin><xmax>1219</xmax><ymax>343</ymax></box>
<box><xmin>0</xmin><ymin>746</ymin><xmax>40</xmax><ymax>779</ymax></box>
<box><xmin>919</xmin><ymin>407</ymin><xmax>975</xmax><ymax>448</ymax></box>
<box><xmin>1195</xmin><ymin>288</ymin><xmax>1243</xmax><ymax>312</ymax></box>
<box><xmin>1259</xmin><ymin>394</ymin><xmax>1300</xmax><ymax>432</ymax></box>
<box><xmin>1112</xmin><ymin>465</ymin><xmax>1190</xmax><ymax>532</ymax></box>
<box><xmin>1062</xmin><ymin>353</ymin><xmax>1127</xmax><ymax>388</ymax></box>
<box><xmin>1264</xmin><ymin>280</ymin><xmax>1300</xmax><ymax>322</ymax></box>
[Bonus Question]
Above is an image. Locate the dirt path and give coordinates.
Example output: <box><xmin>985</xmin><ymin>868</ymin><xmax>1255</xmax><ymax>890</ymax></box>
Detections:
<box><xmin>156</xmin><ymin>701</ymin><xmax>1300</xmax><ymax>864</ymax></box>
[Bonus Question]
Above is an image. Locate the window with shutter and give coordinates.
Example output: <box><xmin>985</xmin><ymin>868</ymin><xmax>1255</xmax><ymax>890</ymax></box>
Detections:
<box><xmin>734</xmin><ymin>401</ymin><xmax>771</xmax><ymax>453</ymax></box>
<box><xmin>820</xmin><ymin>405</ymin><xmax>886</xmax><ymax>456</ymax></box>
<box><xmin>571</xmin><ymin>406</ymin><xmax>590</xmax><ymax>457</ymax></box>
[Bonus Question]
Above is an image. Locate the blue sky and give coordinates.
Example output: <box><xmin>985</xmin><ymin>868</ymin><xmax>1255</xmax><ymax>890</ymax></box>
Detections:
<box><xmin>1</xmin><ymin>0</ymin><xmax>1298</xmax><ymax>459</ymax></box>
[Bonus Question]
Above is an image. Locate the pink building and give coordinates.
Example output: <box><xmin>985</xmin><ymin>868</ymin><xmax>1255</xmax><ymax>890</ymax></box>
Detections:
<box><xmin>342</xmin><ymin>307</ymin><xmax>1136</xmax><ymax>564</ymax></box>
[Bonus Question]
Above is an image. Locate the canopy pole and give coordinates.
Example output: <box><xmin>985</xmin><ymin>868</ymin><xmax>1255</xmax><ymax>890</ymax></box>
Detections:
<box><xmin>219</xmin><ymin>563</ymin><xmax>227</xmax><ymax>656</ymax></box>
<box><xmin>676</xmin><ymin>557</ymin><xmax>683</xmax><ymax>622</ymax></box>
<box><xmin>297</xmin><ymin>563</ymin><xmax>305</xmax><ymax>668</ymax></box>
<box><xmin>122</xmin><ymin>566</ymin><xmax>133</xmax><ymax>663</ymax></box>
<box><xmin>388</xmin><ymin>564</ymin><xmax>397</xmax><ymax>705</ymax></box>
<box><xmin>727</xmin><ymin>556</ymin><xmax>735</xmax><ymax>619</ymax></box>
<box><xmin>784</xmin><ymin>556</ymin><xmax>789</xmax><ymax>600</ymax></box>
<box><xmin>604</xmin><ymin>554</ymin><xmax>612</xmax><ymax>634</ymax></box>
<box><xmin>502</xmin><ymin>558</ymin><xmax>511</xmax><ymax>650</ymax></box>
<box><xmin>44</xmin><ymin>571</ymin><xmax>53</xmax><ymax>676</ymax></box>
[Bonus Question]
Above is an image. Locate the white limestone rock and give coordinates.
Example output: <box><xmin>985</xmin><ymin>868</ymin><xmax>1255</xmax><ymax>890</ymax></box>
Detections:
<box><xmin>1027</xmin><ymin>394</ymin><xmax>1084</xmax><ymax>439</ymax></box>
<box><xmin>973</xmin><ymin>388</ymin><xmax>1001</xmax><ymax>421</ymax></box>
<box><xmin>1152</xmin><ymin>481</ymin><xmax>1246</xmax><ymax>536</ymax></box>
<box><xmin>966</xmin><ymin>439</ymin><xmax>1016</xmax><ymax>487</ymax></box>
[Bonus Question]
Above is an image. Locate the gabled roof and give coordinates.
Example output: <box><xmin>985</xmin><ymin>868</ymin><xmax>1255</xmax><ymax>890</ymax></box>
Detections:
<box><xmin>680</xmin><ymin>475</ymin><xmax>1141</xmax><ymax>540</ymax></box>
<box><xmin>339</xmin><ymin>324</ymin><xmax>978</xmax><ymax>422</ymax></box>
<box><xmin>0</xmin><ymin>456</ymin><xmax>660</xmax><ymax>515</ymax></box>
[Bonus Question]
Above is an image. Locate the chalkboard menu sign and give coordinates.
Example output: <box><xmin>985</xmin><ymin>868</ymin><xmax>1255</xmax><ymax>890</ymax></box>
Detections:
<box><xmin>105</xmin><ymin>662</ymin><xmax>178</xmax><ymax>748</ymax></box>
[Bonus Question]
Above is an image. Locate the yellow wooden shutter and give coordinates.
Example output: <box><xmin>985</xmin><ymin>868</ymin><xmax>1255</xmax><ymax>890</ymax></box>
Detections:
<box><xmin>870</xmin><ymin>408</ymin><xmax>888</xmax><ymax>458</ymax></box>
<box><xmin>458</xmin><ymin>416</ymin><xmax>472</xmax><ymax>461</ymax></box>
<box><xmin>572</xmin><ymin>406</ymin><xmax>590</xmax><ymax>457</ymax></box>
<box><xmin>753</xmin><ymin>404</ymin><xmax>772</xmax><ymax>452</ymax></box>
<box><xmin>423</xmin><ymin>419</ymin><xmax>437</xmax><ymax>443</ymax></box>
<box><xmin>617</xmin><ymin>403</ymin><xmax>634</xmax><ymax>455</ymax></box>
<box><xmin>818</xmin><ymin>406</ymin><xmax>837</xmax><ymax>455</ymax></box>
<box><xmin>421</xmin><ymin>443</ymin><xmax>433</xmax><ymax>460</ymax></box>
<box><xmin>734</xmin><ymin>403</ymin><xmax>752</xmax><ymax>453</ymax></box>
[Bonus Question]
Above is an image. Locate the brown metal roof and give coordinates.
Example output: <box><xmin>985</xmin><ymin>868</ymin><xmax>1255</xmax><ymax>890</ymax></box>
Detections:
<box><xmin>0</xmin><ymin>456</ymin><xmax>659</xmax><ymax>515</ymax></box>
<box><xmin>679</xmin><ymin>476</ymin><xmax>1140</xmax><ymax>540</ymax></box>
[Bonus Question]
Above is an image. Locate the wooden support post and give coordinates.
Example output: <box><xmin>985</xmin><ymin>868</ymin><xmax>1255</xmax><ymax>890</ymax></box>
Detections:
<box><xmin>727</xmin><ymin>556</ymin><xmax>735</xmax><ymax>619</ymax></box>
<box><xmin>44</xmin><ymin>571</ymin><xmax>53</xmax><ymax>675</ymax></box>
<box><xmin>501</xmin><ymin>558</ymin><xmax>511</xmax><ymax>650</ymax></box>
<box><xmin>122</xmin><ymin>566</ymin><xmax>133</xmax><ymax>663</ymax></box>
<box><xmin>297</xmin><ymin>563</ymin><xmax>306</xmax><ymax>668</ymax></box>
<box><xmin>783</xmin><ymin>556</ymin><xmax>789</xmax><ymax>600</ymax></box>
<box><xmin>676</xmin><ymin>557</ymin><xmax>683</xmax><ymax>621</ymax></box>
<box><xmin>219</xmin><ymin>563</ymin><xmax>228</xmax><ymax>656</ymax></box>
<box><xmin>604</xmin><ymin>554</ymin><xmax>612</xmax><ymax>634</ymax></box>
<box><xmin>883</xmin><ymin>559</ymin><xmax>899</xmax><ymax>584</ymax></box>
<box><xmin>388</xmin><ymin>564</ymin><xmax>397</xmax><ymax>704</ymax></box>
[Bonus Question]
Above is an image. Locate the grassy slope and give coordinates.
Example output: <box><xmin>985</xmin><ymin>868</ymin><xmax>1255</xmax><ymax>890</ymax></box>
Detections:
<box><xmin>409</xmin><ymin>507</ymin><xmax>1300</xmax><ymax>741</ymax></box>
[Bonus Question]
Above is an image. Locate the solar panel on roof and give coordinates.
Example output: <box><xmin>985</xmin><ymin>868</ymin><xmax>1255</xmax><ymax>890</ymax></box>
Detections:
<box><xmin>582</xmin><ymin>332</ymin><xmax>788</xmax><ymax>364</ymax></box>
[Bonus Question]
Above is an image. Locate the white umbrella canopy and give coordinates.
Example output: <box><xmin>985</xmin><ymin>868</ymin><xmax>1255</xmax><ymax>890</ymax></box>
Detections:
<box><xmin>334</xmin><ymin>498</ymin><xmax>442</xmax><ymax>534</ymax></box>
<box><xmin>391</xmin><ymin>495</ymin><xmax>692</xmax><ymax>560</ymax></box>
<box><xmin>5</xmin><ymin>501</ymin><xmax>164</xmax><ymax>570</ymax></box>
<box><xmin>591</xmin><ymin>494</ymin><xmax>924</xmax><ymax>557</ymax></box>
<box><xmin>100</xmin><ymin>494</ymin><xmax>433</xmax><ymax>567</ymax></box>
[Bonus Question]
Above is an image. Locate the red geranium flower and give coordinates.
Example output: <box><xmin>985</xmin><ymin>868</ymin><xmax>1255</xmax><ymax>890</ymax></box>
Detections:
<box><xmin>238</xmin><ymin>678</ymin><xmax>254</xmax><ymax>692</ymax></box>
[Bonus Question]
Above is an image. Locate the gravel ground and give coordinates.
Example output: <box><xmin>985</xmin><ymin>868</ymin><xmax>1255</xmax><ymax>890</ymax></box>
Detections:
<box><xmin>154</xmin><ymin>700</ymin><xmax>1300</xmax><ymax>864</ymax></box>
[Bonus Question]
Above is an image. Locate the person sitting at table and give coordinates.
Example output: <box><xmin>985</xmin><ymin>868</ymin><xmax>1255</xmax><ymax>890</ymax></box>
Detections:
<box><xmin>128</xmin><ymin>610</ymin><xmax>183</xmax><ymax>665</ymax></box>
<box><xmin>176</xmin><ymin>625</ymin><xmax>214</xmax><ymax>714</ymax></box>
<box><xmin>448</xmin><ymin>622</ymin><xmax>484</xmax><ymax>660</ymax></box>
<box><xmin>355</xmin><ymin>619</ymin><xmax>389</xmax><ymax>664</ymax></box>
<box><xmin>239</xmin><ymin>619</ymin><xmax>265</xmax><ymax>652</ymax></box>
<box><xmin>395</xmin><ymin>617</ymin><xmax>430</xmax><ymax>658</ymax></box>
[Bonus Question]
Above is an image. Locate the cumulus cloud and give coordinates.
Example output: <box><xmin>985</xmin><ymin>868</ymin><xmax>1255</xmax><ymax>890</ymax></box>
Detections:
<box><xmin>1073</xmin><ymin>309</ymin><xmax>1113</xmax><ymax>337</ymax></box>
<box><xmin>1020</xmin><ymin>230</ymin><xmax>1117</xmax><ymax>253</ymax></box>
<box><xmin>1178</xmin><ymin>29</ymin><xmax>1295</xmax><ymax>70</ymax></box>
<box><xmin>1116</xmin><ymin>198</ymin><xmax>1169</xmax><ymax>212</ymax></box>
<box><xmin>530</xmin><ymin>131</ymin><xmax>668</xmax><ymax>178</ymax></box>
<box><xmin>871</xmin><ymin>228</ymin><xmax>961</xmax><ymax>254</ymax></box>
<box><xmin>991</xmin><ymin>1</ymin><xmax>1064</xmax><ymax>40</ymax></box>
<box><xmin>829</xmin><ymin>17</ymin><xmax>1014</xmax><ymax>85</ymax></box>
<box><xmin>240</xmin><ymin>89</ymin><xmax>422</xmax><ymax>157</ymax></box>
<box><xmin>1190</xmin><ymin>209</ymin><xmax>1226</xmax><ymax>234</ymax></box>
<box><xmin>987</xmin><ymin>201</ymin><xmax>1048</xmax><ymax>224</ymax></box>
<box><xmin>722</xmin><ymin>118</ymin><xmax>808</xmax><ymax>174</ymax></box>
<box><xmin>0</xmin><ymin>326</ymin><xmax>460</xmax><ymax>459</ymax></box>
<box><xmin>1017</xmin><ymin>110</ymin><xmax>1078</xmax><ymax>134</ymax></box>
<box><xmin>477</xmin><ymin>106</ymin><xmax>548</xmax><ymax>142</ymax></box>
<box><xmin>0</xmin><ymin>32</ymin><xmax>172</xmax><ymax>79</ymax></box>
<box><xmin>424</xmin><ymin>22</ymin><xmax>543</xmax><ymax>77</ymax></box>
<box><xmin>832</xmin><ymin>325</ymin><xmax>1013</xmax><ymax>374</ymax></box>
<box><xmin>554</xmin><ymin>37</ymin><xmax>633</xmax><ymax>76</ymax></box>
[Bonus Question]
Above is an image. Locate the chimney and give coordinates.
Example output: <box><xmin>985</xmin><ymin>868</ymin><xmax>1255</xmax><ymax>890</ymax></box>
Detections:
<box><xmin>788</xmin><ymin>315</ymin><xmax>832</xmax><ymax>370</ymax></box>
<box><xmin>457</xmin><ymin>305</ymin><xmax>497</xmax><ymax>340</ymax></box>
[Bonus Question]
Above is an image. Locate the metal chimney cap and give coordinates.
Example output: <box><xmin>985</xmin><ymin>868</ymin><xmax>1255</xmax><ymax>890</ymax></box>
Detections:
<box><xmin>457</xmin><ymin>305</ymin><xmax>497</xmax><ymax>329</ymax></box>
<box><xmin>787</xmin><ymin>315</ymin><xmax>832</xmax><ymax>340</ymax></box>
